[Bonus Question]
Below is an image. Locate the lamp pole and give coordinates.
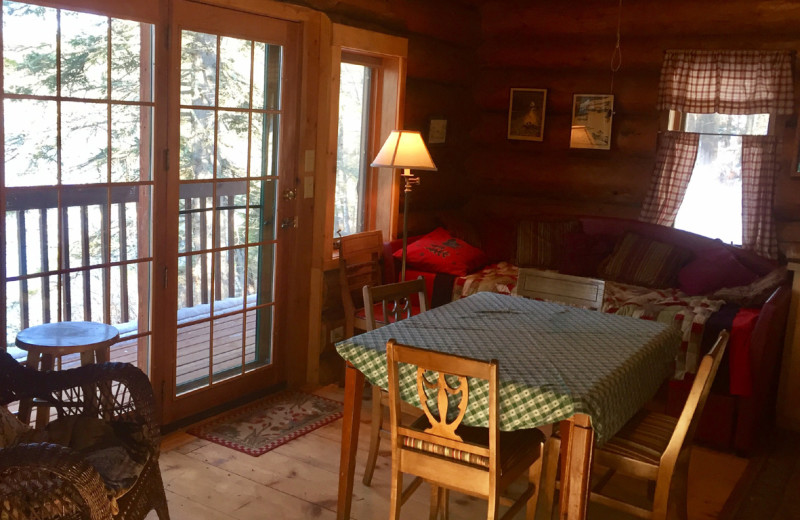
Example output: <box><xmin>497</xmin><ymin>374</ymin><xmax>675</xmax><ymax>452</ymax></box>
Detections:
<box><xmin>400</xmin><ymin>168</ymin><xmax>419</xmax><ymax>282</ymax></box>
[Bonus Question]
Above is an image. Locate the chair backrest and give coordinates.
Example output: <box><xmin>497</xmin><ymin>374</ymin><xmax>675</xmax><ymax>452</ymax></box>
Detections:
<box><xmin>362</xmin><ymin>278</ymin><xmax>428</xmax><ymax>332</ymax></box>
<box><xmin>338</xmin><ymin>230</ymin><xmax>384</xmax><ymax>333</ymax></box>
<box><xmin>516</xmin><ymin>268</ymin><xmax>605</xmax><ymax>310</ymax></box>
<box><xmin>386</xmin><ymin>340</ymin><xmax>499</xmax><ymax>473</ymax></box>
<box><xmin>658</xmin><ymin>330</ymin><xmax>729</xmax><ymax>483</ymax></box>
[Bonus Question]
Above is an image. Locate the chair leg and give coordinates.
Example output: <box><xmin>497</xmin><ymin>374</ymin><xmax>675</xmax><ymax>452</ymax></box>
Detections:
<box><xmin>662</xmin><ymin>450</ymin><xmax>691</xmax><ymax>520</ymax></box>
<box><xmin>429</xmin><ymin>486</ymin><xmax>440</xmax><ymax>520</ymax></box>
<box><xmin>389</xmin><ymin>461</ymin><xmax>403</xmax><ymax>520</ymax></box>
<box><xmin>537</xmin><ymin>435</ymin><xmax>561</xmax><ymax>520</ymax></box>
<box><xmin>526</xmin><ymin>442</ymin><xmax>544</xmax><ymax>520</ymax></box>
<box><xmin>153</xmin><ymin>465</ymin><xmax>171</xmax><ymax>520</ymax></box>
<box><xmin>488</xmin><ymin>489</ymin><xmax>500</xmax><ymax>520</ymax></box>
<box><xmin>362</xmin><ymin>385</ymin><xmax>383</xmax><ymax>486</ymax></box>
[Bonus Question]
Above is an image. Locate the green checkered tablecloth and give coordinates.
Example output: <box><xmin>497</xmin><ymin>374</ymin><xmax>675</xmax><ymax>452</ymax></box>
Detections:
<box><xmin>336</xmin><ymin>292</ymin><xmax>681</xmax><ymax>445</ymax></box>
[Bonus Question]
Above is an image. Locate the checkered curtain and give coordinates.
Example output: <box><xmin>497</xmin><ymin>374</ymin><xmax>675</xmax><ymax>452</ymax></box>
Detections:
<box><xmin>639</xmin><ymin>131</ymin><xmax>700</xmax><ymax>225</ymax></box>
<box><xmin>657</xmin><ymin>50</ymin><xmax>794</xmax><ymax>115</ymax></box>
<box><xmin>742</xmin><ymin>136</ymin><xmax>779</xmax><ymax>259</ymax></box>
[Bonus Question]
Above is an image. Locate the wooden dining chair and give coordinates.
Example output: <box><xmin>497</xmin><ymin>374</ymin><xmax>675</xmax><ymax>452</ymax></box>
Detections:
<box><xmin>538</xmin><ymin>330</ymin><xmax>730</xmax><ymax>520</ymax></box>
<box><xmin>338</xmin><ymin>230</ymin><xmax>385</xmax><ymax>339</ymax></box>
<box><xmin>516</xmin><ymin>268</ymin><xmax>605</xmax><ymax>310</ymax></box>
<box><xmin>386</xmin><ymin>340</ymin><xmax>545</xmax><ymax>520</ymax></box>
<box><xmin>361</xmin><ymin>278</ymin><xmax>428</xmax><ymax>486</ymax></box>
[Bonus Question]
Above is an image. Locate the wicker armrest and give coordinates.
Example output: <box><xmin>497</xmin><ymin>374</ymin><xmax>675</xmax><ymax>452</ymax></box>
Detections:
<box><xmin>0</xmin><ymin>442</ymin><xmax>114</xmax><ymax>520</ymax></box>
<box><xmin>0</xmin><ymin>353</ymin><xmax>160</xmax><ymax>453</ymax></box>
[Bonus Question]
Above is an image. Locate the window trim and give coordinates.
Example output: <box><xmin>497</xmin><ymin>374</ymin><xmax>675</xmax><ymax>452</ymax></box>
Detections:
<box><xmin>323</xmin><ymin>24</ymin><xmax>407</xmax><ymax>264</ymax></box>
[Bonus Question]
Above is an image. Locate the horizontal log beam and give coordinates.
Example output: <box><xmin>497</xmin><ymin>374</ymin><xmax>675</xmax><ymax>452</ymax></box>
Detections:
<box><xmin>407</xmin><ymin>35</ymin><xmax>477</xmax><ymax>84</ymax></box>
<box><xmin>479</xmin><ymin>0</ymin><xmax>800</xmax><ymax>39</ymax></box>
<box><xmin>397</xmin><ymin>0</ymin><xmax>481</xmax><ymax>47</ymax></box>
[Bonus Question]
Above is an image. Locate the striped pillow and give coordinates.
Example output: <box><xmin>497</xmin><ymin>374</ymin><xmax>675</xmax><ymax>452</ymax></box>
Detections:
<box><xmin>402</xmin><ymin>435</ymin><xmax>489</xmax><ymax>467</ymax></box>
<box><xmin>599</xmin><ymin>232</ymin><xmax>693</xmax><ymax>288</ymax></box>
<box><xmin>516</xmin><ymin>219</ymin><xmax>581</xmax><ymax>269</ymax></box>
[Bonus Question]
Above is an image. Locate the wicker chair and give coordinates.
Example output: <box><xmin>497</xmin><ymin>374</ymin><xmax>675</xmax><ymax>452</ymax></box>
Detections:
<box><xmin>0</xmin><ymin>351</ymin><xmax>170</xmax><ymax>520</ymax></box>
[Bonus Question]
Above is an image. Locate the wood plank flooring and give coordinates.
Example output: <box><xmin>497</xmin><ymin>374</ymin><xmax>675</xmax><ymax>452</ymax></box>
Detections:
<box><xmin>145</xmin><ymin>385</ymin><xmax>749</xmax><ymax>520</ymax></box>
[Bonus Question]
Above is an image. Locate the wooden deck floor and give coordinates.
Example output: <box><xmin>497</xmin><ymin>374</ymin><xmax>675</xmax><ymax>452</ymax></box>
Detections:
<box><xmin>27</xmin><ymin>312</ymin><xmax>260</xmax><ymax>388</ymax></box>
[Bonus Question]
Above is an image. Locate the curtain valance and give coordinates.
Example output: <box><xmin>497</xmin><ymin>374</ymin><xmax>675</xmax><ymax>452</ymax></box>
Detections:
<box><xmin>657</xmin><ymin>50</ymin><xmax>794</xmax><ymax>115</ymax></box>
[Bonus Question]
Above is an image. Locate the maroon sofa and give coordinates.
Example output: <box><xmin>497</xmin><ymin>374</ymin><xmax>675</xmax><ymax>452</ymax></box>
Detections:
<box><xmin>382</xmin><ymin>215</ymin><xmax>791</xmax><ymax>454</ymax></box>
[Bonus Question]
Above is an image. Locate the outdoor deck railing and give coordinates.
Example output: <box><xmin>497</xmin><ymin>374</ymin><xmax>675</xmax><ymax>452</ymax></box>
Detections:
<box><xmin>5</xmin><ymin>180</ymin><xmax>251</xmax><ymax>347</ymax></box>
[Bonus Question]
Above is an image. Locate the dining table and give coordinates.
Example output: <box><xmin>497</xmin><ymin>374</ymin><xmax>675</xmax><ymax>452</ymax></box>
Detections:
<box><xmin>335</xmin><ymin>291</ymin><xmax>682</xmax><ymax>519</ymax></box>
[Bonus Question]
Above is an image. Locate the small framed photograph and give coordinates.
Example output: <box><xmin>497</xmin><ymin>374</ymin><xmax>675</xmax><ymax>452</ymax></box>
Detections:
<box><xmin>570</xmin><ymin>94</ymin><xmax>614</xmax><ymax>150</ymax></box>
<box><xmin>428</xmin><ymin>117</ymin><xmax>447</xmax><ymax>144</ymax></box>
<box><xmin>508</xmin><ymin>88</ymin><xmax>547</xmax><ymax>141</ymax></box>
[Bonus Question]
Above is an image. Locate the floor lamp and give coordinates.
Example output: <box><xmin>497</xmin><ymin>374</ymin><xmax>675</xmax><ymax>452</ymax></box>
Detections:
<box><xmin>371</xmin><ymin>130</ymin><xmax>437</xmax><ymax>281</ymax></box>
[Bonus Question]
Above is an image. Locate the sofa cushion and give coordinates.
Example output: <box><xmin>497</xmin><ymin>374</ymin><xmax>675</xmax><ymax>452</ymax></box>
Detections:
<box><xmin>45</xmin><ymin>415</ymin><xmax>149</xmax><ymax>507</ymax></box>
<box><xmin>435</xmin><ymin>211</ymin><xmax>483</xmax><ymax>249</ymax></box>
<box><xmin>0</xmin><ymin>406</ymin><xmax>30</xmax><ymax>447</ymax></box>
<box><xmin>516</xmin><ymin>219</ymin><xmax>581</xmax><ymax>269</ymax></box>
<box><xmin>560</xmin><ymin>231</ymin><xmax>616</xmax><ymax>278</ymax></box>
<box><xmin>396</xmin><ymin>227</ymin><xmax>489</xmax><ymax>276</ymax></box>
<box><xmin>599</xmin><ymin>232</ymin><xmax>693</xmax><ymax>288</ymax></box>
<box><xmin>479</xmin><ymin>217</ymin><xmax>517</xmax><ymax>263</ymax></box>
<box><xmin>678</xmin><ymin>246</ymin><xmax>760</xmax><ymax>296</ymax></box>
<box><xmin>711</xmin><ymin>266</ymin><xmax>788</xmax><ymax>307</ymax></box>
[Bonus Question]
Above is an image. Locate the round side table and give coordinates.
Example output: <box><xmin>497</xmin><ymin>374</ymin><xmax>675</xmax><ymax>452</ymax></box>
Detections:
<box><xmin>15</xmin><ymin>321</ymin><xmax>119</xmax><ymax>427</ymax></box>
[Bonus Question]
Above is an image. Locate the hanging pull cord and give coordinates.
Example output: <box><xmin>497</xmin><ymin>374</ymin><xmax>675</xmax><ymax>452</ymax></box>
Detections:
<box><xmin>610</xmin><ymin>0</ymin><xmax>623</xmax><ymax>94</ymax></box>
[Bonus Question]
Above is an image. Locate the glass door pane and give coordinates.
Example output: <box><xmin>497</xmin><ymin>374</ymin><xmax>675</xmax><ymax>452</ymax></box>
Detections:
<box><xmin>176</xmin><ymin>29</ymin><xmax>282</xmax><ymax>394</ymax></box>
<box><xmin>2</xmin><ymin>2</ymin><xmax>154</xmax><ymax>373</ymax></box>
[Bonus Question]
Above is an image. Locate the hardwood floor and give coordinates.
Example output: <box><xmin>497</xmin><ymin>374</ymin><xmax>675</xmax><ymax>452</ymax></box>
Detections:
<box><xmin>146</xmin><ymin>385</ymin><xmax>748</xmax><ymax>520</ymax></box>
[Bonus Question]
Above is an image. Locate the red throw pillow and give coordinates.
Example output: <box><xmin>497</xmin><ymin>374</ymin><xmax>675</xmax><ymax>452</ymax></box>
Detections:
<box><xmin>678</xmin><ymin>247</ymin><xmax>760</xmax><ymax>296</ymax></box>
<box><xmin>394</xmin><ymin>227</ymin><xmax>489</xmax><ymax>276</ymax></box>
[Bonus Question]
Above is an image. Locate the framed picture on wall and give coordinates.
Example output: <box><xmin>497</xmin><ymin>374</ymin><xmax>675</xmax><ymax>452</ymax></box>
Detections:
<box><xmin>508</xmin><ymin>88</ymin><xmax>547</xmax><ymax>141</ymax></box>
<box><xmin>570</xmin><ymin>94</ymin><xmax>614</xmax><ymax>150</ymax></box>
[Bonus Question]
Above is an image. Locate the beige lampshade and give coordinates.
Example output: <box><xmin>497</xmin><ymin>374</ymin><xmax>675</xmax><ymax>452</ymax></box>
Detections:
<box><xmin>371</xmin><ymin>130</ymin><xmax>437</xmax><ymax>171</ymax></box>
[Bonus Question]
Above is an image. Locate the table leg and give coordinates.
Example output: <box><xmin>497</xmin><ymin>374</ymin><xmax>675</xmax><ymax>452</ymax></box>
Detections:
<box><xmin>559</xmin><ymin>413</ymin><xmax>594</xmax><ymax>520</ymax></box>
<box><xmin>34</xmin><ymin>354</ymin><xmax>56</xmax><ymax>429</ymax></box>
<box><xmin>84</xmin><ymin>346</ymin><xmax>113</xmax><ymax>418</ymax></box>
<box><xmin>337</xmin><ymin>362</ymin><xmax>364</xmax><ymax>520</ymax></box>
<box><xmin>17</xmin><ymin>351</ymin><xmax>40</xmax><ymax>425</ymax></box>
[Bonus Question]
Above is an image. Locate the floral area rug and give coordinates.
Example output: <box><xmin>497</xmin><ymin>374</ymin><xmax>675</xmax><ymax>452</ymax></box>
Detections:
<box><xmin>188</xmin><ymin>391</ymin><xmax>343</xmax><ymax>456</ymax></box>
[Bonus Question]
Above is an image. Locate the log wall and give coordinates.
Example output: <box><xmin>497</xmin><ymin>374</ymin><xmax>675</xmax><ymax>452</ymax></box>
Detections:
<box><xmin>285</xmin><ymin>0</ymin><xmax>480</xmax><ymax>382</ymax></box>
<box><xmin>466</xmin><ymin>0</ymin><xmax>800</xmax><ymax>257</ymax></box>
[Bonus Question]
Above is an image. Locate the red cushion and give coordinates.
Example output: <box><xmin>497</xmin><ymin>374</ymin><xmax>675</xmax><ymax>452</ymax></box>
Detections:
<box><xmin>677</xmin><ymin>247</ymin><xmax>759</xmax><ymax>296</ymax></box>
<box><xmin>560</xmin><ymin>231</ymin><xmax>616</xmax><ymax>278</ymax></box>
<box><xmin>394</xmin><ymin>227</ymin><xmax>488</xmax><ymax>276</ymax></box>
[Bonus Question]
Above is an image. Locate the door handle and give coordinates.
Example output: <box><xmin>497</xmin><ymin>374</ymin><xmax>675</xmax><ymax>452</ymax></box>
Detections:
<box><xmin>281</xmin><ymin>217</ymin><xmax>297</xmax><ymax>229</ymax></box>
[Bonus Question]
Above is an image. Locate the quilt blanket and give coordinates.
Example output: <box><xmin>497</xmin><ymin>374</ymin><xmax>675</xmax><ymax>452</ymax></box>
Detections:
<box><xmin>601</xmin><ymin>282</ymin><xmax>725</xmax><ymax>378</ymax></box>
<box><xmin>452</xmin><ymin>263</ymin><xmax>725</xmax><ymax>377</ymax></box>
<box><xmin>452</xmin><ymin>262</ymin><xmax>519</xmax><ymax>300</ymax></box>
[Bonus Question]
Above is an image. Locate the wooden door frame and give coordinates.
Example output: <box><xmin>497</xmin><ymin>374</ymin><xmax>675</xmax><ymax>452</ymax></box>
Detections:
<box><xmin>153</xmin><ymin>0</ymin><xmax>322</xmax><ymax>424</ymax></box>
<box><xmin>305</xmin><ymin>24</ymin><xmax>407</xmax><ymax>384</ymax></box>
